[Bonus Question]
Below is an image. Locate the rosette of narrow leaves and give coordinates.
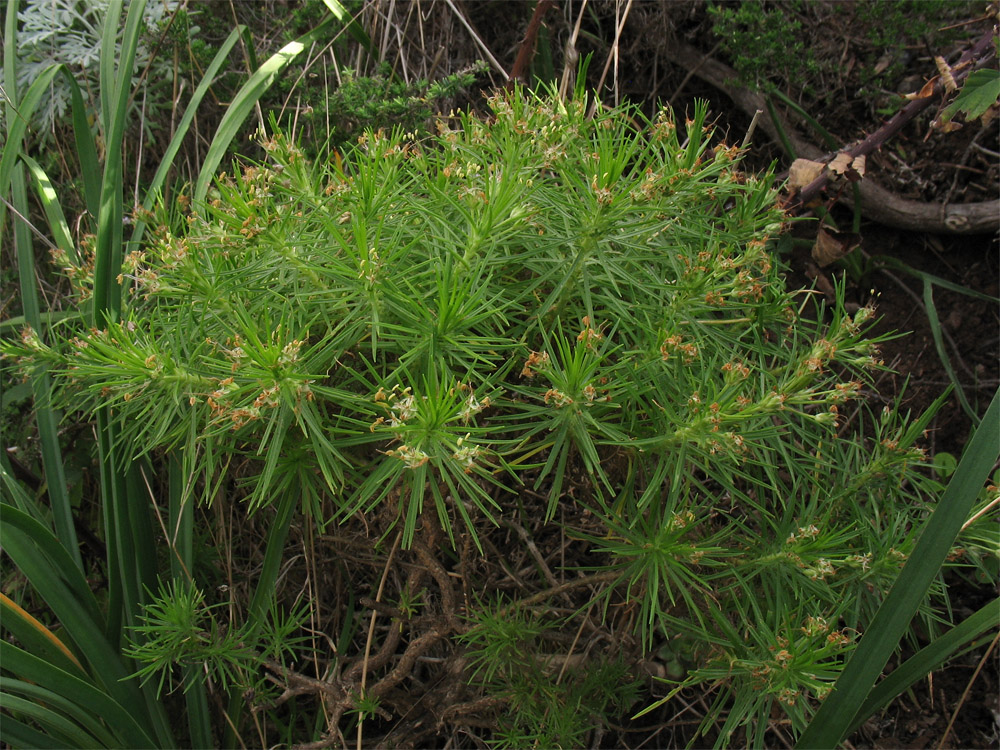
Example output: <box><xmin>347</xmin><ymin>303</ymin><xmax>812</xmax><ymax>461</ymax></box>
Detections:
<box><xmin>355</xmin><ymin>371</ymin><xmax>504</xmax><ymax>547</ymax></box>
<box><xmin>125</xmin><ymin>579</ymin><xmax>310</xmax><ymax>698</ymax></box>
<box><xmin>641</xmin><ymin>598</ymin><xmax>858</xmax><ymax>748</ymax></box>
<box><xmin>505</xmin><ymin>318</ymin><xmax>624</xmax><ymax>518</ymax></box>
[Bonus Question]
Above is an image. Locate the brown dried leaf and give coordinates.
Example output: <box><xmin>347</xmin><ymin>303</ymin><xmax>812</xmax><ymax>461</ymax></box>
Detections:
<box><xmin>812</xmin><ymin>227</ymin><xmax>862</xmax><ymax>268</ymax></box>
<box><xmin>904</xmin><ymin>77</ymin><xmax>939</xmax><ymax>100</ymax></box>
<box><xmin>934</xmin><ymin>56</ymin><xmax>958</xmax><ymax>93</ymax></box>
<box><xmin>827</xmin><ymin>153</ymin><xmax>852</xmax><ymax>175</ymax></box>
<box><xmin>826</xmin><ymin>153</ymin><xmax>866</xmax><ymax>182</ymax></box>
<box><xmin>788</xmin><ymin>158</ymin><xmax>825</xmax><ymax>189</ymax></box>
<box><xmin>873</xmin><ymin>53</ymin><xmax>893</xmax><ymax>76</ymax></box>
<box><xmin>931</xmin><ymin>116</ymin><xmax>964</xmax><ymax>133</ymax></box>
<box><xmin>980</xmin><ymin>102</ymin><xmax>998</xmax><ymax>129</ymax></box>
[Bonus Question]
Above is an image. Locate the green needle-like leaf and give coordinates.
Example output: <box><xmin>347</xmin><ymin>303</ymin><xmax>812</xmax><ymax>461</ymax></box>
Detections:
<box><xmin>797</xmin><ymin>388</ymin><xmax>1000</xmax><ymax>748</ymax></box>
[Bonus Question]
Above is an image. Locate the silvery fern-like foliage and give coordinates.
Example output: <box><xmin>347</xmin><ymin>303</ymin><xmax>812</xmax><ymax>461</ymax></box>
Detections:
<box><xmin>1</xmin><ymin>0</ymin><xmax>177</xmax><ymax>138</ymax></box>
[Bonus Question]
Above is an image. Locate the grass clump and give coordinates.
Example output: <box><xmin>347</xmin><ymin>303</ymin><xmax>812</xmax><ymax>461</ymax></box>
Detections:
<box><xmin>4</xmin><ymin>86</ymin><xmax>992</xmax><ymax>746</ymax></box>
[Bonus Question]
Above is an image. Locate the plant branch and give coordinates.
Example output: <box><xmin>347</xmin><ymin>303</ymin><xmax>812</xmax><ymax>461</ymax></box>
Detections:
<box><xmin>662</xmin><ymin>32</ymin><xmax>1000</xmax><ymax>234</ymax></box>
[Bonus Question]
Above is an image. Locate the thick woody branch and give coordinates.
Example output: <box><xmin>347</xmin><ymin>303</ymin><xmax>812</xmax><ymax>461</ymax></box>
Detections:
<box><xmin>663</xmin><ymin>33</ymin><xmax>1000</xmax><ymax>235</ymax></box>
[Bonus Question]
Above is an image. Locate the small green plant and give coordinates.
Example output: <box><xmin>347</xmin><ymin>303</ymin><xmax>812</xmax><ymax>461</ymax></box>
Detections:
<box><xmin>301</xmin><ymin>60</ymin><xmax>486</xmax><ymax>149</ymax></box>
<box><xmin>708</xmin><ymin>0</ymin><xmax>817</xmax><ymax>90</ymax></box>
<box><xmin>4</xmin><ymin>74</ymin><xmax>996</xmax><ymax>746</ymax></box>
<box><xmin>460</xmin><ymin>600</ymin><xmax>639</xmax><ymax>747</ymax></box>
<box><xmin>124</xmin><ymin>579</ymin><xmax>310</xmax><ymax>698</ymax></box>
<box><xmin>709</xmin><ymin>0</ymin><xmax>978</xmax><ymax>94</ymax></box>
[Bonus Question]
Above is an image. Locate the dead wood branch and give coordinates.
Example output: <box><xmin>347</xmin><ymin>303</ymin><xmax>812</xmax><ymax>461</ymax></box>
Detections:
<box><xmin>663</xmin><ymin>35</ymin><xmax>1000</xmax><ymax>235</ymax></box>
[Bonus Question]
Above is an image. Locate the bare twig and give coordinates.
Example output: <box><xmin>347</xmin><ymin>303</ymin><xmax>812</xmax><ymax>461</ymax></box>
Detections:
<box><xmin>357</xmin><ymin>530</ymin><xmax>401</xmax><ymax>750</ymax></box>
<box><xmin>442</xmin><ymin>0</ymin><xmax>508</xmax><ymax>78</ymax></box>
<box><xmin>589</xmin><ymin>0</ymin><xmax>635</xmax><ymax>117</ymax></box>
<box><xmin>558</xmin><ymin>0</ymin><xmax>589</xmax><ymax>100</ymax></box>
<box><xmin>789</xmin><ymin>28</ymin><xmax>998</xmax><ymax>212</ymax></box>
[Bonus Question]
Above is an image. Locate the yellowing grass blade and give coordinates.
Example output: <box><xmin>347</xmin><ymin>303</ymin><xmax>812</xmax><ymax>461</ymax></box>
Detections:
<box><xmin>0</xmin><ymin>593</ymin><xmax>86</xmax><ymax>676</ymax></box>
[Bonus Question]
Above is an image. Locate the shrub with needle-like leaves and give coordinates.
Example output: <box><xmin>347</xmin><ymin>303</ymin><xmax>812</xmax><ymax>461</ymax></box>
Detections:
<box><xmin>5</xmin><ymin>86</ymin><xmax>994</xmax><ymax>746</ymax></box>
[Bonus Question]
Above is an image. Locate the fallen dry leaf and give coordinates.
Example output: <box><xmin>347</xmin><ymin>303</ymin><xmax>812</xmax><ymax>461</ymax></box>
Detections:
<box><xmin>788</xmin><ymin>158</ymin><xmax>825</xmax><ymax>189</ymax></box>
<box><xmin>931</xmin><ymin>116</ymin><xmax>964</xmax><ymax>133</ymax></box>
<box><xmin>826</xmin><ymin>153</ymin><xmax>866</xmax><ymax>182</ymax></box>
<box><xmin>904</xmin><ymin>77</ymin><xmax>939</xmax><ymax>100</ymax></box>
<box><xmin>827</xmin><ymin>153</ymin><xmax>852</xmax><ymax>174</ymax></box>
<box><xmin>981</xmin><ymin>102</ymin><xmax>998</xmax><ymax>129</ymax></box>
<box><xmin>851</xmin><ymin>154</ymin><xmax>866</xmax><ymax>178</ymax></box>
<box><xmin>812</xmin><ymin>227</ymin><xmax>862</xmax><ymax>267</ymax></box>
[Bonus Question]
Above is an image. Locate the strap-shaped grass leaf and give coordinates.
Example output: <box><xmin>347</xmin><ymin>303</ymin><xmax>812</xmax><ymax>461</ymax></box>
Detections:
<box><xmin>2</xmin><ymin>19</ymin><xmax>82</xmax><ymax>564</ymax></box>
<box><xmin>129</xmin><ymin>25</ymin><xmax>247</xmax><ymax>251</ymax></box>
<box><xmin>0</xmin><ymin>692</ymin><xmax>104</xmax><ymax>748</ymax></box>
<box><xmin>0</xmin><ymin>504</ymin><xmax>151</xmax><ymax>719</ymax></box>
<box><xmin>0</xmin><ymin>642</ymin><xmax>158</xmax><ymax>749</ymax></box>
<box><xmin>92</xmin><ymin>0</ymin><xmax>148</xmax><ymax>322</ymax></box>
<box><xmin>21</xmin><ymin>156</ymin><xmax>75</xmax><ymax>262</ymax></box>
<box><xmin>193</xmin><ymin>17</ymin><xmax>338</xmax><ymax>204</ymax></box>
<box><xmin>1</xmin><ymin>681</ymin><xmax>116</xmax><ymax>748</ymax></box>
<box><xmin>796</xmin><ymin>388</ymin><xmax>1000</xmax><ymax>748</ymax></box>
<box><xmin>1</xmin><ymin>712</ymin><xmax>67</xmax><ymax>749</ymax></box>
<box><xmin>846</xmin><ymin>597</ymin><xmax>999</xmax><ymax>736</ymax></box>
<box><xmin>322</xmin><ymin>0</ymin><xmax>375</xmax><ymax>56</ymax></box>
<box><xmin>0</xmin><ymin>63</ymin><xmax>60</xmax><ymax>219</ymax></box>
<box><xmin>0</xmin><ymin>593</ymin><xmax>85</xmax><ymax>678</ymax></box>
<box><xmin>923</xmin><ymin>278</ymin><xmax>978</xmax><ymax>424</ymax></box>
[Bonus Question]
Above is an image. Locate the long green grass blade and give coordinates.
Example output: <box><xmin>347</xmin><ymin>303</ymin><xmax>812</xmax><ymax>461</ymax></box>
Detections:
<box><xmin>321</xmin><ymin>0</ymin><xmax>375</xmax><ymax>55</ymax></box>
<box><xmin>86</xmin><ymin>13</ymin><xmax>173</xmax><ymax>746</ymax></box>
<box><xmin>0</xmin><ymin>454</ymin><xmax>45</xmax><ymax>518</ymax></box>
<box><xmin>0</xmin><ymin>692</ymin><xmax>102</xmax><ymax>748</ymax></box>
<box><xmin>0</xmin><ymin>504</ymin><xmax>164</xmax><ymax>741</ymax></box>
<box><xmin>21</xmin><ymin>155</ymin><xmax>75</xmax><ymax>262</ymax></box>
<box><xmin>0</xmin><ymin>504</ymin><xmax>109</xmax><ymax>658</ymax></box>
<box><xmin>3</xmin><ymin>7</ymin><xmax>78</xmax><ymax>563</ymax></box>
<box><xmin>129</xmin><ymin>26</ymin><xmax>244</xmax><ymax>252</ymax></box>
<box><xmin>193</xmin><ymin>17</ymin><xmax>337</xmax><ymax>204</ymax></box>
<box><xmin>796</xmin><ymin>388</ymin><xmax>1000</xmax><ymax>748</ymax></box>
<box><xmin>923</xmin><ymin>278</ymin><xmax>978</xmax><ymax>424</ymax></box>
<box><xmin>223</xmin><ymin>489</ymin><xmax>299</xmax><ymax>745</ymax></box>
<box><xmin>0</xmin><ymin>593</ymin><xmax>87</xmax><ymax>678</ymax></box>
<box><xmin>8</xmin><ymin>159</ymin><xmax>81</xmax><ymax>568</ymax></box>
<box><xmin>1</xmin><ymin>60</ymin><xmax>60</xmax><ymax>219</ymax></box>
<box><xmin>767</xmin><ymin>88</ymin><xmax>839</xmax><ymax>150</ymax></box>
<box><xmin>845</xmin><ymin>597</ymin><xmax>1000</xmax><ymax>736</ymax></box>
<box><xmin>182</xmin><ymin>669</ymin><xmax>213</xmax><ymax>750</ymax></box>
<box><xmin>0</xmin><ymin>713</ymin><xmax>63</xmax><ymax>749</ymax></box>
<box><xmin>0</xmin><ymin>310</ymin><xmax>81</xmax><ymax>335</ymax></box>
<box><xmin>876</xmin><ymin>256</ymin><xmax>999</xmax><ymax>303</ymax></box>
<box><xmin>2</xmin><ymin>678</ymin><xmax>119</xmax><ymax>747</ymax></box>
<box><xmin>92</xmin><ymin>0</ymin><xmax>147</xmax><ymax>323</ymax></box>
<box><xmin>0</xmin><ymin>642</ymin><xmax>158</xmax><ymax>749</ymax></box>
<box><xmin>63</xmin><ymin>68</ymin><xmax>101</xmax><ymax>220</ymax></box>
